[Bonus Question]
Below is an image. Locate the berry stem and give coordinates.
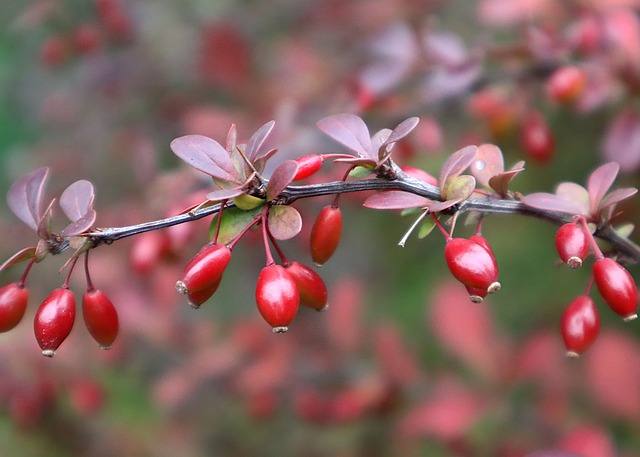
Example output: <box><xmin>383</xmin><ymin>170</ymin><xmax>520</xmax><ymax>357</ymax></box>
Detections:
<box><xmin>211</xmin><ymin>198</ymin><xmax>227</xmax><ymax>245</ymax></box>
<box><xmin>431</xmin><ymin>213</ymin><xmax>452</xmax><ymax>241</ymax></box>
<box><xmin>226</xmin><ymin>213</ymin><xmax>262</xmax><ymax>251</ymax></box>
<box><xmin>17</xmin><ymin>257</ymin><xmax>36</xmax><ymax>288</ymax></box>
<box><xmin>62</xmin><ymin>255</ymin><xmax>80</xmax><ymax>289</ymax></box>
<box><xmin>577</xmin><ymin>216</ymin><xmax>605</xmax><ymax>260</ymax></box>
<box><xmin>260</xmin><ymin>208</ymin><xmax>275</xmax><ymax>266</ymax></box>
<box><xmin>268</xmin><ymin>230</ymin><xmax>290</xmax><ymax>266</ymax></box>
<box><xmin>84</xmin><ymin>251</ymin><xmax>95</xmax><ymax>292</ymax></box>
<box><xmin>583</xmin><ymin>274</ymin><xmax>595</xmax><ymax>296</ymax></box>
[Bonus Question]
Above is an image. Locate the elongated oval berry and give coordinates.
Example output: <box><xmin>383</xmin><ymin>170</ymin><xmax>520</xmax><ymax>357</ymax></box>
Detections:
<box><xmin>310</xmin><ymin>205</ymin><xmax>342</xmax><ymax>266</ymax></box>
<box><xmin>34</xmin><ymin>288</ymin><xmax>76</xmax><ymax>357</ymax></box>
<box><xmin>82</xmin><ymin>289</ymin><xmax>119</xmax><ymax>349</ymax></box>
<box><xmin>284</xmin><ymin>261</ymin><xmax>328</xmax><ymax>311</ymax></box>
<box><xmin>555</xmin><ymin>223</ymin><xmax>589</xmax><ymax>268</ymax></box>
<box><xmin>561</xmin><ymin>295</ymin><xmax>600</xmax><ymax>357</ymax></box>
<box><xmin>445</xmin><ymin>238</ymin><xmax>500</xmax><ymax>293</ymax></box>
<box><xmin>465</xmin><ymin>285</ymin><xmax>487</xmax><ymax>303</ymax></box>
<box><xmin>520</xmin><ymin>111</ymin><xmax>555</xmax><ymax>164</ymax></box>
<box><xmin>293</xmin><ymin>155</ymin><xmax>323</xmax><ymax>181</ymax></box>
<box><xmin>255</xmin><ymin>264</ymin><xmax>299</xmax><ymax>332</ymax></box>
<box><xmin>175</xmin><ymin>243</ymin><xmax>231</xmax><ymax>296</ymax></box>
<box><xmin>0</xmin><ymin>282</ymin><xmax>28</xmax><ymax>333</ymax></box>
<box><xmin>593</xmin><ymin>258</ymin><xmax>638</xmax><ymax>321</ymax></box>
<box><xmin>186</xmin><ymin>274</ymin><xmax>223</xmax><ymax>309</ymax></box>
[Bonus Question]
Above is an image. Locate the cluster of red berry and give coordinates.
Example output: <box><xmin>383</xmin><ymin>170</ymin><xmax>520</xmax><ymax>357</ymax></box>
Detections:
<box><xmin>556</xmin><ymin>219</ymin><xmax>638</xmax><ymax>356</ymax></box>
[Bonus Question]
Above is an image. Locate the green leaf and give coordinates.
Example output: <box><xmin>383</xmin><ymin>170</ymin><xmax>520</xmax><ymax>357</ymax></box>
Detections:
<box><xmin>418</xmin><ymin>217</ymin><xmax>436</xmax><ymax>239</ymax></box>
<box><xmin>348</xmin><ymin>165</ymin><xmax>374</xmax><ymax>178</ymax></box>
<box><xmin>209</xmin><ymin>206</ymin><xmax>262</xmax><ymax>245</ymax></box>
<box><xmin>443</xmin><ymin>174</ymin><xmax>476</xmax><ymax>201</ymax></box>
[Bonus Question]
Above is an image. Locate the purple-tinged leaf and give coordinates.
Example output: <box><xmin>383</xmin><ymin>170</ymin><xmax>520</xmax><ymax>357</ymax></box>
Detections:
<box><xmin>205</xmin><ymin>188</ymin><xmax>244</xmax><ymax>202</ymax></box>
<box><xmin>372</xmin><ymin>129</ymin><xmax>392</xmax><ymax>158</ymax></box>
<box><xmin>426</xmin><ymin>197</ymin><xmax>466</xmax><ymax>213</ymax></box>
<box><xmin>421</xmin><ymin>60</ymin><xmax>482</xmax><ymax>104</ymax></box>
<box><xmin>7</xmin><ymin>167</ymin><xmax>49</xmax><ymax>231</ymax></box>
<box><xmin>422</xmin><ymin>31</ymin><xmax>469</xmax><ymax>67</ymax></box>
<box><xmin>599</xmin><ymin>187</ymin><xmax>638</xmax><ymax>211</ymax></box>
<box><xmin>170</xmin><ymin>135</ymin><xmax>240</xmax><ymax>183</ymax></box>
<box><xmin>60</xmin><ymin>180</ymin><xmax>94</xmax><ymax>222</ymax></box>
<box><xmin>267</xmin><ymin>160</ymin><xmax>299</xmax><ymax>200</ymax></box>
<box><xmin>317</xmin><ymin>113</ymin><xmax>372</xmax><ymax>158</ymax></box>
<box><xmin>245</xmin><ymin>120</ymin><xmax>276</xmax><ymax>161</ymax></box>
<box><xmin>35</xmin><ymin>239</ymin><xmax>49</xmax><ymax>262</ymax></box>
<box><xmin>382</xmin><ymin>117</ymin><xmax>420</xmax><ymax>149</ymax></box>
<box><xmin>61</xmin><ymin>209</ymin><xmax>96</xmax><ymax>237</ymax></box>
<box><xmin>587</xmin><ymin>162</ymin><xmax>619</xmax><ymax>215</ymax></box>
<box><xmin>363</xmin><ymin>191</ymin><xmax>432</xmax><ymax>210</ymax></box>
<box><xmin>521</xmin><ymin>192</ymin><xmax>582</xmax><ymax>214</ymax></box>
<box><xmin>225</xmin><ymin>123</ymin><xmax>238</xmax><ymax>153</ymax></box>
<box><xmin>37</xmin><ymin>198</ymin><xmax>56</xmax><ymax>240</ymax></box>
<box><xmin>253</xmin><ymin>148</ymin><xmax>280</xmax><ymax>175</ymax></box>
<box><xmin>471</xmin><ymin>144</ymin><xmax>504</xmax><ymax>188</ymax></box>
<box><xmin>602</xmin><ymin>108</ymin><xmax>640</xmax><ymax>173</ymax></box>
<box><xmin>0</xmin><ymin>246</ymin><xmax>36</xmax><ymax>273</ymax></box>
<box><xmin>488</xmin><ymin>168</ymin><xmax>524</xmax><ymax>197</ymax></box>
<box><xmin>268</xmin><ymin>206</ymin><xmax>302</xmax><ymax>240</ymax></box>
<box><xmin>555</xmin><ymin>182</ymin><xmax>590</xmax><ymax>216</ymax></box>
<box><xmin>443</xmin><ymin>175</ymin><xmax>476</xmax><ymax>201</ymax></box>
<box><xmin>438</xmin><ymin>145</ymin><xmax>478</xmax><ymax>194</ymax></box>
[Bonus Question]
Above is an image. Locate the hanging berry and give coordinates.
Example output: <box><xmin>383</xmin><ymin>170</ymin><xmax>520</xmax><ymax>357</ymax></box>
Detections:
<box><xmin>82</xmin><ymin>289</ymin><xmax>119</xmax><ymax>349</ymax></box>
<box><xmin>34</xmin><ymin>288</ymin><xmax>76</xmax><ymax>357</ymax></box>
<box><xmin>175</xmin><ymin>243</ymin><xmax>231</xmax><ymax>296</ymax></box>
<box><xmin>444</xmin><ymin>238</ymin><xmax>500</xmax><ymax>294</ymax></box>
<box><xmin>0</xmin><ymin>282</ymin><xmax>29</xmax><ymax>333</ymax></box>
<box><xmin>255</xmin><ymin>264</ymin><xmax>299</xmax><ymax>332</ymax></box>
<box><xmin>284</xmin><ymin>261</ymin><xmax>328</xmax><ymax>311</ymax></box>
<box><xmin>561</xmin><ymin>295</ymin><xmax>600</xmax><ymax>356</ymax></box>
<box><xmin>186</xmin><ymin>274</ymin><xmax>223</xmax><ymax>308</ymax></box>
<box><xmin>555</xmin><ymin>223</ymin><xmax>590</xmax><ymax>268</ymax></box>
<box><xmin>593</xmin><ymin>258</ymin><xmax>638</xmax><ymax>321</ymax></box>
<box><xmin>293</xmin><ymin>155</ymin><xmax>324</xmax><ymax>181</ymax></box>
<box><xmin>310</xmin><ymin>205</ymin><xmax>342</xmax><ymax>266</ymax></box>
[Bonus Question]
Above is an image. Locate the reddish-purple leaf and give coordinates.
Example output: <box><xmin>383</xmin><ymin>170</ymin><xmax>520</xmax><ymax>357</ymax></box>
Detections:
<box><xmin>363</xmin><ymin>191</ymin><xmax>432</xmax><ymax>210</ymax></box>
<box><xmin>421</xmin><ymin>60</ymin><xmax>482</xmax><ymax>104</ymax></box>
<box><xmin>61</xmin><ymin>209</ymin><xmax>96</xmax><ymax>237</ymax></box>
<box><xmin>587</xmin><ymin>162</ymin><xmax>619</xmax><ymax>215</ymax></box>
<box><xmin>267</xmin><ymin>206</ymin><xmax>302</xmax><ymax>240</ymax></box>
<box><xmin>556</xmin><ymin>182</ymin><xmax>590</xmax><ymax>216</ymax></box>
<box><xmin>206</xmin><ymin>188</ymin><xmax>244</xmax><ymax>201</ymax></box>
<box><xmin>7</xmin><ymin>167</ymin><xmax>49</xmax><ymax>231</ymax></box>
<box><xmin>253</xmin><ymin>148</ymin><xmax>280</xmax><ymax>175</ymax></box>
<box><xmin>60</xmin><ymin>180</ymin><xmax>94</xmax><ymax>222</ymax></box>
<box><xmin>170</xmin><ymin>135</ymin><xmax>240</xmax><ymax>183</ymax></box>
<box><xmin>471</xmin><ymin>144</ymin><xmax>504</xmax><ymax>188</ymax></box>
<box><xmin>266</xmin><ymin>160</ymin><xmax>299</xmax><ymax>200</ymax></box>
<box><xmin>488</xmin><ymin>168</ymin><xmax>524</xmax><ymax>197</ymax></box>
<box><xmin>599</xmin><ymin>187</ymin><xmax>638</xmax><ymax>211</ymax></box>
<box><xmin>521</xmin><ymin>192</ymin><xmax>582</xmax><ymax>214</ymax></box>
<box><xmin>245</xmin><ymin>120</ymin><xmax>276</xmax><ymax>161</ymax></box>
<box><xmin>602</xmin><ymin>109</ymin><xmax>640</xmax><ymax>172</ymax></box>
<box><xmin>37</xmin><ymin>198</ymin><xmax>56</xmax><ymax>241</ymax></box>
<box><xmin>0</xmin><ymin>246</ymin><xmax>36</xmax><ymax>273</ymax></box>
<box><xmin>225</xmin><ymin>123</ymin><xmax>238</xmax><ymax>152</ymax></box>
<box><xmin>382</xmin><ymin>117</ymin><xmax>420</xmax><ymax>149</ymax></box>
<box><xmin>317</xmin><ymin>114</ymin><xmax>372</xmax><ymax>158</ymax></box>
<box><xmin>438</xmin><ymin>145</ymin><xmax>478</xmax><ymax>194</ymax></box>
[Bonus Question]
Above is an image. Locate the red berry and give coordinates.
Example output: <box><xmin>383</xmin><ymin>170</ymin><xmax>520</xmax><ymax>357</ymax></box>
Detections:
<box><xmin>0</xmin><ymin>282</ymin><xmax>28</xmax><ymax>333</ymax></box>
<box><xmin>34</xmin><ymin>288</ymin><xmax>76</xmax><ymax>357</ymax></box>
<box><xmin>555</xmin><ymin>223</ymin><xmax>589</xmax><ymax>268</ymax></box>
<box><xmin>520</xmin><ymin>111</ymin><xmax>555</xmax><ymax>164</ymax></box>
<box><xmin>561</xmin><ymin>295</ymin><xmax>600</xmax><ymax>356</ymax></box>
<box><xmin>186</xmin><ymin>274</ymin><xmax>223</xmax><ymax>309</ymax></box>
<box><xmin>469</xmin><ymin>234</ymin><xmax>494</xmax><ymax>255</ymax></box>
<box><xmin>546</xmin><ymin>66</ymin><xmax>587</xmax><ymax>103</ymax></box>
<box><xmin>82</xmin><ymin>289</ymin><xmax>119</xmax><ymax>349</ymax></box>
<box><xmin>465</xmin><ymin>285</ymin><xmax>487</xmax><ymax>303</ymax></box>
<box><xmin>310</xmin><ymin>205</ymin><xmax>342</xmax><ymax>266</ymax></box>
<box><xmin>284</xmin><ymin>261</ymin><xmax>328</xmax><ymax>311</ymax></box>
<box><xmin>444</xmin><ymin>238</ymin><xmax>500</xmax><ymax>293</ymax></box>
<box><xmin>593</xmin><ymin>258</ymin><xmax>638</xmax><ymax>321</ymax></box>
<box><xmin>130</xmin><ymin>231</ymin><xmax>170</xmax><ymax>275</ymax></box>
<box><xmin>40</xmin><ymin>35</ymin><xmax>69</xmax><ymax>68</ymax></box>
<box><xmin>255</xmin><ymin>265</ymin><xmax>299</xmax><ymax>332</ymax></box>
<box><xmin>72</xmin><ymin>23</ymin><xmax>101</xmax><ymax>55</ymax></box>
<box><xmin>293</xmin><ymin>155</ymin><xmax>323</xmax><ymax>181</ymax></box>
<box><xmin>175</xmin><ymin>244</ymin><xmax>231</xmax><ymax>296</ymax></box>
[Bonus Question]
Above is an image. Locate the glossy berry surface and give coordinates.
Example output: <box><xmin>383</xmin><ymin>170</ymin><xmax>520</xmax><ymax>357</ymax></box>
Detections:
<box><xmin>546</xmin><ymin>66</ymin><xmax>587</xmax><ymax>103</ymax></box>
<box><xmin>465</xmin><ymin>285</ymin><xmax>487</xmax><ymax>303</ymax></box>
<box><xmin>34</xmin><ymin>288</ymin><xmax>76</xmax><ymax>357</ymax></box>
<box><xmin>561</xmin><ymin>295</ymin><xmax>600</xmax><ymax>356</ymax></box>
<box><xmin>593</xmin><ymin>258</ymin><xmax>638</xmax><ymax>321</ymax></box>
<box><xmin>310</xmin><ymin>205</ymin><xmax>342</xmax><ymax>266</ymax></box>
<box><xmin>82</xmin><ymin>289</ymin><xmax>119</xmax><ymax>349</ymax></box>
<box><xmin>555</xmin><ymin>223</ymin><xmax>589</xmax><ymax>268</ymax></box>
<box><xmin>255</xmin><ymin>265</ymin><xmax>299</xmax><ymax>332</ymax></box>
<box><xmin>187</xmin><ymin>274</ymin><xmax>222</xmax><ymax>308</ymax></box>
<box><xmin>176</xmin><ymin>243</ymin><xmax>231</xmax><ymax>295</ymax></box>
<box><xmin>0</xmin><ymin>282</ymin><xmax>28</xmax><ymax>333</ymax></box>
<box><xmin>284</xmin><ymin>261</ymin><xmax>328</xmax><ymax>311</ymax></box>
<box><xmin>444</xmin><ymin>238</ymin><xmax>500</xmax><ymax>293</ymax></box>
<box><xmin>293</xmin><ymin>155</ymin><xmax>323</xmax><ymax>181</ymax></box>
<box><xmin>469</xmin><ymin>234</ymin><xmax>494</xmax><ymax>255</ymax></box>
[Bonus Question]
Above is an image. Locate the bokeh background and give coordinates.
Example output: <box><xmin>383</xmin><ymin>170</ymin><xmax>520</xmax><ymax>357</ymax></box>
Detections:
<box><xmin>1</xmin><ymin>1</ymin><xmax>640</xmax><ymax>456</ymax></box>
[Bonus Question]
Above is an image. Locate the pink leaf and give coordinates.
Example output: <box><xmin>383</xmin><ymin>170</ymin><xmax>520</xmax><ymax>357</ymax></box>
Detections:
<box><xmin>555</xmin><ymin>182</ymin><xmax>590</xmax><ymax>216</ymax></box>
<box><xmin>317</xmin><ymin>113</ymin><xmax>372</xmax><ymax>158</ymax></box>
<box><xmin>266</xmin><ymin>160</ymin><xmax>299</xmax><ymax>200</ymax></box>
<box><xmin>471</xmin><ymin>143</ymin><xmax>504</xmax><ymax>188</ymax></box>
<box><xmin>7</xmin><ymin>167</ymin><xmax>49</xmax><ymax>231</ymax></box>
<box><xmin>381</xmin><ymin>117</ymin><xmax>419</xmax><ymax>150</ymax></box>
<box><xmin>599</xmin><ymin>187</ymin><xmax>638</xmax><ymax>211</ymax></box>
<box><xmin>0</xmin><ymin>247</ymin><xmax>36</xmax><ymax>273</ymax></box>
<box><xmin>521</xmin><ymin>192</ymin><xmax>582</xmax><ymax>214</ymax></box>
<box><xmin>363</xmin><ymin>191</ymin><xmax>431</xmax><ymax>210</ymax></box>
<box><xmin>245</xmin><ymin>120</ymin><xmax>276</xmax><ymax>161</ymax></box>
<box><xmin>488</xmin><ymin>168</ymin><xmax>524</xmax><ymax>197</ymax></box>
<box><xmin>602</xmin><ymin>109</ymin><xmax>640</xmax><ymax>173</ymax></box>
<box><xmin>170</xmin><ymin>135</ymin><xmax>240</xmax><ymax>183</ymax></box>
<box><xmin>61</xmin><ymin>209</ymin><xmax>97</xmax><ymax>237</ymax></box>
<box><xmin>422</xmin><ymin>31</ymin><xmax>469</xmax><ymax>67</ymax></box>
<box><xmin>267</xmin><ymin>206</ymin><xmax>302</xmax><ymax>240</ymax></box>
<box><xmin>59</xmin><ymin>180</ymin><xmax>94</xmax><ymax>222</ymax></box>
<box><xmin>205</xmin><ymin>188</ymin><xmax>244</xmax><ymax>201</ymax></box>
<box><xmin>587</xmin><ymin>162</ymin><xmax>619</xmax><ymax>214</ymax></box>
<box><xmin>438</xmin><ymin>145</ymin><xmax>478</xmax><ymax>194</ymax></box>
